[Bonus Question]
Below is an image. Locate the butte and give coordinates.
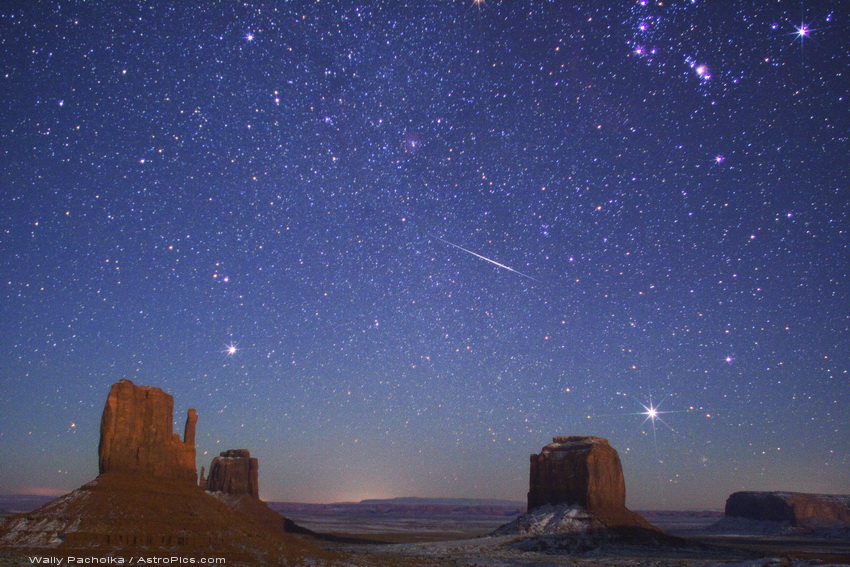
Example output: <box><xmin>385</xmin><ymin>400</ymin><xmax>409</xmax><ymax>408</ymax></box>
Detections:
<box><xmin>0</xmin><ymin>379</ymin><xmax>334</xmax><ymax>564</ymax></box>
<box><xmin>494</xmin><ymin>436</ymin><xmax>683</xmax><ymax>552</ymax></box>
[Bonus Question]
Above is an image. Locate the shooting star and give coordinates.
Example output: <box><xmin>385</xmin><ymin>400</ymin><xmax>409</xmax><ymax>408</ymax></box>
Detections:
<box><xmin>434</xmin><ymin>236</ymin><xmax>540</xmax><ymax>282</ymax></box>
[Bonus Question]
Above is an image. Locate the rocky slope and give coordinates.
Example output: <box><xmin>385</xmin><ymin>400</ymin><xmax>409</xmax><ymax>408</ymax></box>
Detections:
<box><xmin>0</xmin><ymin>380</ymin><xmax>332</xmax><ymax>564</ymax></box>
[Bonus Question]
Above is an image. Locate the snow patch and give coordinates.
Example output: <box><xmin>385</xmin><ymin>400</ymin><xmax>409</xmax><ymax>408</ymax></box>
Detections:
<box><xmin>492</xmin><ymin>504</ymin><xmax>594</xmax><ymax>536</ymax></box>
<box><xmin>0</xmin><ymin>488</ymin><xmax>89</xmax><ymax>548</ymax></box>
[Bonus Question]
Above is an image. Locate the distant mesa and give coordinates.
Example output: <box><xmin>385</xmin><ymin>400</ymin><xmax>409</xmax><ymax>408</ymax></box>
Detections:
<box><xmin>0</xmin><ymin>380</ymin><xmax>323</xmax><ymax>562</ymax></box>
<box><xmin>713</xmin><ymin>491</ymin><xmax>850</xmax><ymax>535</ymax></box>
<box><xmin>269</xmin><ymin>498</ymin><xmax>525</xmax><ymax>522</ymax></box>
<box><xmin>495</xmin><ymin>436</ymin><xmax>680</xmax><ymax>551</ymax></box>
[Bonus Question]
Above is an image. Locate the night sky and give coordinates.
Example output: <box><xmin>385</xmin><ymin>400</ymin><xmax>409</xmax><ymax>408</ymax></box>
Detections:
<box><xmin>1</xmin><ymin>1</ymin><xmax>848</xmax><ymax>510</ymax></box>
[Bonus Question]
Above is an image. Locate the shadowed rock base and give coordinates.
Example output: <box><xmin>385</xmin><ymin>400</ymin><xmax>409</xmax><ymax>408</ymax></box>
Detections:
<box><xmin>0</xmin><ymin>380</ymin><xmax>338</xmax><ymax>565</ymax></box>
<box><xmin>0</xmin><ymin>472</ymin><xmax>332</xmax><ymax>564</ymax></box>
<box><xmin>724</xmin><ymin>491</ymin><xmax>850</xmax><ymax>529</ymax></box>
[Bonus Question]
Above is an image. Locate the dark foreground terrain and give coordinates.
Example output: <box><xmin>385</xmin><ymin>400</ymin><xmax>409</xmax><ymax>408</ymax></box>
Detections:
<box><xmin>2</xmin><ymin>496</ymin><xmax>849</xmax><ymax>566</ymax></box>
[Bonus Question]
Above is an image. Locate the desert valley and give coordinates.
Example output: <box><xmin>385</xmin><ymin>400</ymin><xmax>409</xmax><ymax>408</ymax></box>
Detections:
<box><xmin>1</xmin><ymin>381</ymin><xmax>848</xmax><ymax>566</ymax></box>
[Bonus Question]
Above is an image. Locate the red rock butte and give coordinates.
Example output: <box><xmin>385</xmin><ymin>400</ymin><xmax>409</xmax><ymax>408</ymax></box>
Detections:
<box><xmin>202</xmin><ymin>448</ymin><xmax>314</xmax><ymax>538</ymax></box>
<box><xmin>0</xmin><ymin>380</ymin><xmax>332</xmax><ymax>564</ymax></box>
<box><xmin>206</xmin><ymin>449</ymin><xmax>260</xmax><ymax>498</ymax></box>
<box><xmin>98</xmin><ymin>379</ymin><xmax>198</xmax><ymax>482</ymax></box>
<box><xmin>528</xmin><ymin>436</ymin><xmax>656</xmax><ymax>529</ymax></box>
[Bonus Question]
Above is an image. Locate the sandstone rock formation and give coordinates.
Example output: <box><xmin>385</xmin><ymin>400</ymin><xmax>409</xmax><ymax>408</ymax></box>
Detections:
<box><xmin>724</xmin><ymin>491</ymin><xmax>850</xmax><ymax>530</ymax></box>
<box><xmin>203</xmin><ymin>449</ymin><xmax>317</xmax><ymax>538</ymax></box>
<box><xmin>0</xmin><ymin>380</ymin><xmax>328</xmax><ymax>564</ymax></box>
<box><xmin>528</xmin><ymin>436</ymin><xmax>624</xmax><ymax>513</ymax></box>
<box><xmin>207</xmin><ymin>449</ymin><xmax>260</xmax><ymax>498</ymax></box>
<box><xmin>494</xmin><ymin>436</ymin><xmax>666</xmax><ymax>547</ymax></box>
<box><xmin>98</xmin><ymin>379</ymin><xmax>197</xmax><ymax>483</ymax></box>
<box><xmin>519</xmin><ymin>436</ymin><xmax>655</xmax><ymax>528</ymax></box>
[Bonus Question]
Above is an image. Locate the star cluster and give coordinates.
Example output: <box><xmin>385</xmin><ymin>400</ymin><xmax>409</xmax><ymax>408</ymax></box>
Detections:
<box><xmin>1</xmin><ymin>1</ymin><xmax>848</xmax><ymax>508</ymax></box>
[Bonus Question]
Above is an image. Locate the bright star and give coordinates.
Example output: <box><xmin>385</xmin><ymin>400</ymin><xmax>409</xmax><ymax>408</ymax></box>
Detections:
<box><xmin>788</xmin><ymin>19</ymin><xmax>817</xmax><ymax>64</ymax></box>
<box><xmin>633</xmin><ymin>394</ymin><xmax>678</xmax><ymax>439</ymax></box>
<box><xmin>640</xmin><ymin>401</ymin><xmax>663</xmax><ymax>427</ymax></box>
<box><xmin>224</xmin><ymin>342</ymin><xmax>238</xmax><ymax>356</ymax></box>
<box><xmin>245</xmin><ymin>33</ymin><xmax>254</xmax><ymax>42</ymax></box>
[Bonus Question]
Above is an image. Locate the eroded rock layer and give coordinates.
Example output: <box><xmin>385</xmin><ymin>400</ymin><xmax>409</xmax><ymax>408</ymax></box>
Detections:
<box><xmin>0</xmin><ymin>474</ymin><xmax>324</xmax><ymax>562</ymax></box>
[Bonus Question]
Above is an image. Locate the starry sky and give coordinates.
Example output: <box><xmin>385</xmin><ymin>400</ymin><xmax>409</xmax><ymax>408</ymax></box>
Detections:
<box><xmin>1</xmin><ymin>0</ymin><xmax>848</xmax><ymax>510</ymax></box>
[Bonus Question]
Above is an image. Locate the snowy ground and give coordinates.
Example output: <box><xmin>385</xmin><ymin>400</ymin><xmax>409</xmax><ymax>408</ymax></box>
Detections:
<box><xmin>2</xmin><ymin>501</ymin><xmax>849</xmax><ymax>566</ymax></box>
<box><xmin>328</xmin><ymin>533</ymin><xmax>850</xmax><ymax>566</ymax></box>
<box><xmin>1</xmin><ymin>532</ymin><xmax>849</xmax><ymax>567</ymax></box>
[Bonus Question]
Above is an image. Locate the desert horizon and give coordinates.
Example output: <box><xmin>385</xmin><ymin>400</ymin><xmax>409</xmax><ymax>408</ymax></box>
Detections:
<box><xmin>2</xmin><ymin>0</ymin><xmax>848</xmax><ymax>563</ymax></box>
<box><xmin>4</xmin><ymin>375</ymin><xmax>841</xmax><ymax>512</ymax></box>
<box><xmin>1</xmin><ymin>372</ymin><xmax>848</xmax><ymax>564</ymax></box>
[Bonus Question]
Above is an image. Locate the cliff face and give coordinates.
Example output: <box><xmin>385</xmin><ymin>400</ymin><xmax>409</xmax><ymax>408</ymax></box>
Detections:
<box><xmin>98</xmin><ymin>379</ymin><xmax>197</xmax><ymax>483</ymax></box>
<box><xmin>0</xmin><ymin>380</ymin><xmax>323</xmax><ymax>563</ymax></box>
<box><xmin>725</xmin><ymin>491</ymin><xmax>850</xmax><ymax>529</ymax></box>
<box><xmin>525</xmin><ymin>436</ymin><xmax>655</xmax><ymax>529</ymax></box>
<box><xmin>204</xmin><ymin>449</ymin><xmax>310</xmax><ymax>537</ymax></box>
<box><xmin>528</xmin><ymin>437</ymin><xmax>625</xmax><ymax>513</ymax></box>
<box><xmin>206</xmin><ymin>449</ymin><xmax>260</xmax><ymax>498</ymax></box>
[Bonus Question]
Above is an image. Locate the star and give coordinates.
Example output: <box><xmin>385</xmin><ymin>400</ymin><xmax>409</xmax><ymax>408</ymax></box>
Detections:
<box><xmin>639</xmin><ymin>400</ymin><xmax>664</xmax><ymax>429</ymax></box>
<box><xmin>630</xmin><ymin>393</ymin><xmax>681</xmax><ymax>440</ymax></box>
<box><xmin>223</xmin><ymin>342</ymin><xmax>238</xmax><ymax>356</ymax></box>
<box><xmin>787</xmin><ymin>18</ymin><xmax>817</xmax><ymax>64</ymax></box>
<box><xmin>794</xmin><ymin>24</ymin><xmax>810</xmax><ymax>39</ymax></box>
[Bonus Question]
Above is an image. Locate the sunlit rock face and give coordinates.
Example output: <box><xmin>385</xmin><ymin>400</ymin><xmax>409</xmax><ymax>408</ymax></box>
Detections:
<box><xmin>98</xmin><ymin>379</ymin><xmax>197</xmax><ymax>483</ymax></box>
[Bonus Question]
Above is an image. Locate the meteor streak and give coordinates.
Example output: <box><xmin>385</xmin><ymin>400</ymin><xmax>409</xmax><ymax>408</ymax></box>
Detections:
<box><xmin>435</xmin><ymin>236</ymin><xmax>539</xmax><ymax>282</ymax></box>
